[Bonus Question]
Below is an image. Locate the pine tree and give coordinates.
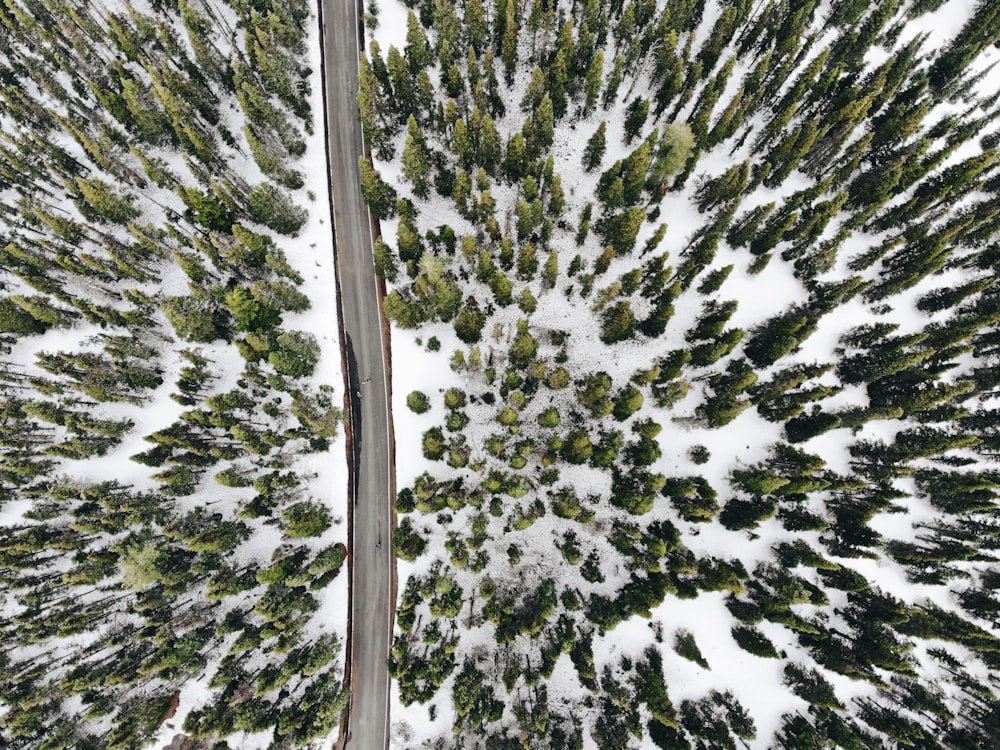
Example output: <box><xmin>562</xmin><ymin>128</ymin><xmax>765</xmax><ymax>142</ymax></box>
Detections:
<box><xmin>744</xmin><ymin>309</ymin><xmax>817</xmax><ymax>367</ymax></box>
<box><xmin>73</xmin><ymin>177</ymin><xmax>139</xmax><ymax>226</ymax></box>
<box><xmin>404</xmin><ymin>10</ymin><xmax>432</xmax><ymax>71</ymax></box>
<box><xmin>358</xmin><ymin>157</ymin><xmax>398</xmax><ymax>217</ymax></box>
<box><xmin>648</xmin><ymin>124</ymin><xmax>695</xmax><ymax>193</ymax></box>
<box><xmin>503</xmin><ymin>133</ymin><xmax>527</xmax><ymax>182</ymax></box>
<box><xmin>623</xmin><ymin>97</ymin><xmax>650</xmax><ymax>145</ymax></box>
<box><xmin>694</xmin><ymin>162</ymin><xmax>749</xmax><ymax>213</ymax></box>
<box><xmin>599</xmin><ymin>206</ymin><xmax>645</xmax><ymax>254</ymax></box>
<box><xmin>402</xmin><ymin>116</ymin><xmax>432</xmax><ymax>198</ymax></box>
<box><xmin>601</xmin><ymin>55</ymin><xmax>625</xmax><ymax>109</ymax></box>
<box><xmin>451</xmin><ymin>118</ymin><xmax>473</xmax><ymax>169</ymax></box>
<box><xmin>500</xmin><ymin>0</ymin><xmax>518</xmax><ymax>84</ymax></box>
<box><xmin>600</xmin><ymin>301</ymin><xmax>636</xmax><ymax>344</ymax></box>
<box><xmin>530</xmin><ymin>95</ymin><xmax>554</xmax><ymax>152</ymax></box>
<box><xmin>356</xmin><ymin>56</ymin><xmax>393</xmax><ymax>159</ymax></box>
<box><xmin>582</xmin><ymin>122</ymin><xmax>607</xmax><ymax>172</ymax></box>
<box><xmin>373</xmin><ymin>238</ymin><xmax>399</xmax><ymax>282</ymax></box>
<box><xmin>386</xmin><ymin>45</ymin><xmax>415</xmax><ymax>118</ymax></box>
<box><xmin>583</xmin><ymin>49</ymin><xmax>604</xmax><ymax>114</ymax></box>
<box><xmin>928</xmin><ymin>1</ymin><xmax>1000</xmax><ymax>93</ymax></box>
<box><xmin>478</xmin><ymin>112</ymin><xmax>502</xmax><ymax>172</ymax></box>
<box><xmin>464</xmin><ymin>0</ymin><xmax>487</xmax><ymax>52</ymax></box>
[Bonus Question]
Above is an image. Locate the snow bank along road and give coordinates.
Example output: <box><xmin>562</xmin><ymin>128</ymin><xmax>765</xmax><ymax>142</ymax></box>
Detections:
<box><xmin>318</xmin><ymin>0</ymin><xmax>394</xmax><ymax>748</ymax></box>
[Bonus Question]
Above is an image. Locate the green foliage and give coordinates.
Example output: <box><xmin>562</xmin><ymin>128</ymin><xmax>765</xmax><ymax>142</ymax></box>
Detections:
<box><xmin>688</xmin><ymin>445</ymin><xmax>710</xmax><ymax>465</ymax></box>
<box><xmin>730</xmin><ymin>625</ymin><xmax>779</xmax><ymax>658</ymax></box>
<box><xmin>623</xmin><ymin>98</ymin><xmax>650</xmax><ymax>145</ymax></box>
<box><xmin>0</xmin><ymin>297</ymin><xmax>50</xmax><ymax>335</ymax></box>
<box><xmin>402</xmin><ymin>116</ymin><xmax>432</xmax><ymax>198</ymax></box>
<box><xmin>247</xmin><ymin>183</ymin><xmax>306</xmax><ymax>235</ymax></box>
<box><xmin>598</xmin><ymin>206</ymin><xmax>646</xmax><ymax>254</ymax></box>
<box><xmin>394</xmin><ymin>517</ymin><xmax>426</xmax><ymax>560</ymax></box>
<box><xmin>744</xmin><ymin>310</ymin><xmax>817</xmax><ymax>368</ymax></box>
<box><xmin>269</xmin><ymin>331</ymin><xmax>319</xmax><ymax>377</ymax></box>
<box><xmin>359</xmin><ymin>158</ymin><xmax>398</xmax><ymax>217</ymax></box>
<box><xmin>455</xmin><ymin>304</ymin><xmax>486</xmax><ymax>343</ymax></box>
<box><xmin>178</xmin><ymin>186</ymin><xmax>234</xmax><ymax>232</ymax></box>
<box><xmin>282</xmin><ymin>501</ymin><xmax>332</xmax><ymax>538</ymax></box>
<box><xmin>74</xmin><ymin>177</ymin><xmax>140</xmax><ymax>225</ymax></box>
<box><xmin>537</xmin><ymin>407</ymin><xmax>561</xmax><ymax>428</ymax></box>
<box><xmin>225</xmin><ymin>286</ymin><xmax>282</xmax><ymax>332</ymax></box>
<box><xmin>674</xmin><ymin>630</ymin><xmax>710</xmax><ymax>669</ymax></box>
<box><xmin>662</xmin><ymin>476</ymin><xmax>719</xmax><ymax>522</ymax></box>
<box><xmin>407</xmin><ymin>390</ymin><xmax>431</xmax><ymax>414</ymax></box>
<box><xmin>612</xmin><ymin>386</ymin><xmax>644</xmax><ymax>421</ymax></box>
<box><xmin>783</xmin><ymin>663</ymin><xmax>845</xmax><ymax>711</ymax></box>
<box><xmin>600</xmin><ymin>301</ymin><xmax>637</xmax><ymax>343</ymax></box>
<box><xmin>583</xmin><ymin>122</ymin><xmax>607</xmax><ymax>172</ymax></box>
<box><xmin>422</xmin><ymin>427</ymin><xmax>447</xmax><ymax>460</ymax></box>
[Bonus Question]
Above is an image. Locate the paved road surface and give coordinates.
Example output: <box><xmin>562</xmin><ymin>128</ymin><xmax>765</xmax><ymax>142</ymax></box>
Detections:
<box><xmin>317</xmin><ymin>2</ymin><xmax>394</xmax><ymax>749</ymax></box>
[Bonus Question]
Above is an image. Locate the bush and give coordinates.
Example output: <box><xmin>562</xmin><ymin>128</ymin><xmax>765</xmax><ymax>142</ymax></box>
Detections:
<box><xmin>688</xmin><ymin>445</ymin><xmax>710</xmax><ymax>464</ymax></box>
<box><xmin>406</xmin><ymin>391</ymin><xmax>431</xmax><ymax>413</ymax></box>
<box><xmin>422</xmin><ymin>427</ymin><xmax>446</xmax><ymax>460</ymax></box>
<box><xmin>394</xmin><ymin>517</ymin><xmax>426</xmax><ymax>560</ymax></box>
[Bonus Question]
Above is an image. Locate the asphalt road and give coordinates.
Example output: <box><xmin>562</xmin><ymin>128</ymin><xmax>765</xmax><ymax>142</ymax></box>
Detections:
<box><xmin>317</xmin><ymin>2</ymin><xmax>394</xmax><ymax>749</ymax></box>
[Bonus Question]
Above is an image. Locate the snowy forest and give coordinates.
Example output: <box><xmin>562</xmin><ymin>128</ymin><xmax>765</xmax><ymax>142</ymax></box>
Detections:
<box><xmin>2</xmin><ymin>0</ymin><xmax>1000</xmax><ymax>749</ymax></box>
<box><xmin>361</xmin><ymin>0</ymin><xmax>1000</xmax><ymax>747</ymax></box>
<box><xmin>0</xmin><ymin>0</ymin><xmax>349</xmax><ymax>748</ymax></box>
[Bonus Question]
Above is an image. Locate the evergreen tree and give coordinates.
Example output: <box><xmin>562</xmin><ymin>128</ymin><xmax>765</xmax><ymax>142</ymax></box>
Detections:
<box><xmin>358</xmin><ymin>158</ymin><xmax>398</xmax><ymax>217</ymax></box>
<box><xmin>402</xmin><ymin>116</ymin><xmax>432</xmax><ymax>198</ymax></box>
<box><xmin>583</xmin><ymin>49</ymin><xmax>605</xmax><ymax>114</ymax></box>
<box><xmin>404</xmin><ymin>10</ymin><xmax>432</xmax><ymax>71</ymax></box>
<box><xmin>503</xmin><ymin>132</ymin><xmax>528</xmax><ymax>182</ymax></box>
<box><xmin>583</xmin><ymin>122</ymin><xmax>607</xmax><ymax>172</ymax></box>
<box><xmin>623</xmin><ymin>97</ymin><xmax>650</xmax><ymax>145</ymax></box>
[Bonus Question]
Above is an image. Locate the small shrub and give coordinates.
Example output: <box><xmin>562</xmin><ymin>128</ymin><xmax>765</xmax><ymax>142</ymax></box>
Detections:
<box><xmin>688</xmin><ymin>445</ymin><xmax>710</xmax><ymax>464</ymax></box>
<box><xmin>406</xmin><ymin>390</ymin><xmax>431</xmax><ymax>414</ymax></box>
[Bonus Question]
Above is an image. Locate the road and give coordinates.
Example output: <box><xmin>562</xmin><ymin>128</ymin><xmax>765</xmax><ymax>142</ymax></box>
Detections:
<box><xmin>317</xmin><ymin>1</ymin><xmax>394</xmax><ymax>749</ymax></box>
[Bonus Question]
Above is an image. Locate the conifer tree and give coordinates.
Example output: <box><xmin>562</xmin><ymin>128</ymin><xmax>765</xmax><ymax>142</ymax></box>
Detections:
<box><xmin>405</xmin><ymin>10</ymin><xmax>432</xmax><ymax>71</ymax></box>
<box><xmin>530</xmin><ymin>95</ymin><xmax>555</xmax><ymax>152</ymax></box>
<box><xmin>623</xmin><ymin>97</ymin><xmax>650</xmax><ymax>145</ymax></box>
<box><xmin>500</xmin><ymin>0</ymin><xmax>519</xmax><ymax>84</ymax></box>
<box><xmin>583</xmin><ymin>49</ymin><xmax>604</xmax><ymax>114</ymax></box>
<box><xmin>503</xmin><ymin>133</ymin><xmax>528</xmax><ymax>182</ymax></box>
<box><xmin>402</xmin><ymin>116</ymin><xmax>432</xmax><ymax>198</ymax></box>
<box><xmin>358</xmin><ymin>158</ymin><xmax>398</xmax><ymax>217</ymax></box>
<box><xmin>583</xmin><ymin>122</ymin><xmax>607</xmax><ymax>172</ymax></box>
